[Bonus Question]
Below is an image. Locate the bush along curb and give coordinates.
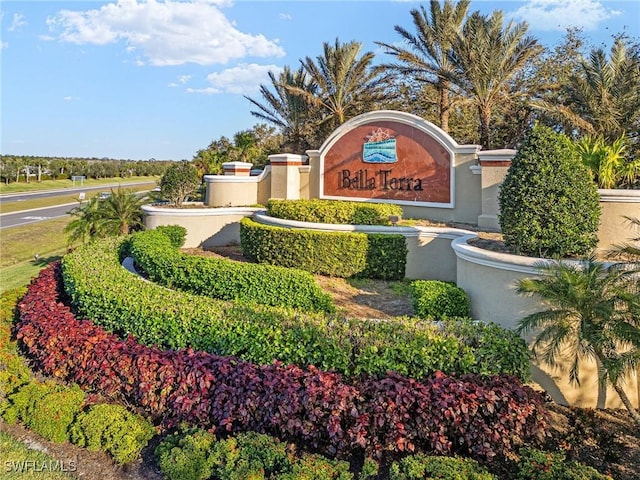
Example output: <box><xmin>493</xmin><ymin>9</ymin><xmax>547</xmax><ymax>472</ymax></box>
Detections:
<box><xmin>17</xmin><ymin>263</ymin><xmax>546</xmax><ymax>462</ymax></box>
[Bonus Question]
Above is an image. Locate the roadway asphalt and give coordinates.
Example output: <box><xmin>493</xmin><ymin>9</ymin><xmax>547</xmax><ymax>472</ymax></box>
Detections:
<box><xmin>0</xmin><ymin>181</ymin><xmax>156</xmax><ymax>229</ymax></box>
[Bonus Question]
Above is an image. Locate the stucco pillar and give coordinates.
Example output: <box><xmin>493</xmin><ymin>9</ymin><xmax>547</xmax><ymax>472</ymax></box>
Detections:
<box><xmin>476</xmin><ymin>149</ymin><xmax>515</xmax><ymax>231</ymax></box>
<box><xmin>222</xmin><ymin>161</ymin><xmax>252</xmax><ymax>176</ymax></box>
<box><xmin>269</xmin><ymin>154</ymin><xmax>307</xmax><ymax>200</ymax></box>
<box><xmin>306</xmin><ymin>149</ymin><xmax>321</xmax><ymax>200</ymax></box>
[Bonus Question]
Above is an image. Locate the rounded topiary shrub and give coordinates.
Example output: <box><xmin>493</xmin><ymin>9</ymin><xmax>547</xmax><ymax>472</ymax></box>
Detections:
<box><xmin>410</xmin><ymin>280</ymin><xmax>470</xmax><ymax>319</ymax></box>
<box><xmin>498</xmin><ymin>124</ymin><xmax>601</xmax><ymax>258</ymax></box>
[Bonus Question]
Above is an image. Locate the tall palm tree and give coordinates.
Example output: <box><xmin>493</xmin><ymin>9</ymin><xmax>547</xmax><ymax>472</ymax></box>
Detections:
<box><xmin>377</xmin><ymin>0</ymin><xmax>470</xmax><ymax>132</ymax></box>
<box><xmin>536</xmin><ymin>38</ymin><xmax>640</xmax><ymax>145</ymax></box>
<box><xmin>289</xmin><ymin>38</ymin><xmax>389</xmax><ymax>136</ymax></box>
<box><xmin>448</xmin><ymin>10</ymin><xmax>541</xmax><ymax>148</ymax></box>
<box><xmin>99</xmin><ymin>188</ymin><xmax>145</xmax><ymax>235</ymax></box>
<box><xmin>516</xmin><ymin>258</ymin><xmax>640</xmax><ymax>424</ymax></box>
<box><xmin>244</xmin><ymin>66</ymin><xmax>316</xmax><ymax>152</ymax></box>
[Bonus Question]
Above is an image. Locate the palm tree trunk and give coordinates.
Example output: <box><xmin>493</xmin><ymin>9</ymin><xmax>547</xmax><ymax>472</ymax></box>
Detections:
<box><xmin>478</xmin><ymin>106</ymin><xmax>491</xmax><ymax>149</ymax></box>
<box><xmin>439</xmin><ymin>81</ymin><xmax>451</xmax><ymax>133</ymax></box>
<box><xmin>612</xmin><ymin>382</ymin><xmax>640</xmax><ymax>425</ymax></box>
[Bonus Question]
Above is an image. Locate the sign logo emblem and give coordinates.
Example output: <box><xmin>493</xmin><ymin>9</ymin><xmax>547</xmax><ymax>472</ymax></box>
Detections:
<box><xmin>362</xmin><ymin>128</ymin><xmax>397</xmax><ymax>163</ymax></box>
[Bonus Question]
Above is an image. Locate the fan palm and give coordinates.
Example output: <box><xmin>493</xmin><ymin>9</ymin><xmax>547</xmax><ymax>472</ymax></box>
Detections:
<box><xmin>244</xmin><ymin>66</ymin><xmax>316</xmax><ymax>152</ymax></box>
<box><xmin>290</xmin><ymin>38</ymin><xmax>389</xmax><ymax>135</ymax></box>
<box><xmin>377</xmin><ymin>0</ymin><xmax>469</xmax><ymax>133</ymax></box>
<box><xmin>448</xmin><ymin>10</ymin><xmax>541</xmax><ymax>148</ymax></box>
<box><xmin>516</xmin><ymin>257</ymin><xmax>640</xmax><ymax>424</ymax></box>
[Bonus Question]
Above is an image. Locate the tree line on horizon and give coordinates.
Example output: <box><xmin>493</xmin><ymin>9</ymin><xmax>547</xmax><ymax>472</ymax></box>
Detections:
<box><xmin>193</xmin><ymin>0</ymin><xmax>639</xmax><ymax>179</ymax></box>
<box><xmin>0</xmin><ymin>155</ymin><xmax>174</xmax><ymax>185</ymax></box>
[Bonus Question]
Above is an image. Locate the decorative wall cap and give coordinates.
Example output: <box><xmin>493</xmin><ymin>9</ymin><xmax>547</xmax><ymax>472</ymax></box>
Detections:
<box><xmin>269</xmin><ymin>153</ymin><xmax>308</xmax><ymax>166</ymax></box>
<box><xmin>252</xmin><ymin>212</ymin><xmax>476</xmax><ymax>240</ymax></box>
<box><xmin>451</xmin><ymin>235</ymin><xmax>615</xmax><ymax>275</ymax></box>
<box><xmin>478</xmin><ymin>149</ymin><xmax>516</xmax><ymax>165</ymax></box>
<box><xmin>598</xmin><ymin>189</ymin><xmax>640</xmax><ymax>203</ymax></box>
<box><xmin>222</xmin><ymin>161</ymin><xmax>253</xmax><ymax>169</ymax></box>
<box><xmin>469</xmin><ymin>165</ymin><xmax>482</xmax><ymax>175</ymax></box>
<box><xmin>205</xmin><ymin>166</ymin><xmax>271</xmax><ymax>183</ymax></box>
<box><xmin>142</xmin><ymin>205</ymin><xmax>263</xmax><ymax>217</ymax></box>
<box><xmin>318</xmin><ymin>110</ymin><xmax>480</xmax><ymax>155</ymax></box>
<box><xmin>299</xmin><ymin>165</ymin><xmax>311</xmax><ymax>173</ymax></box>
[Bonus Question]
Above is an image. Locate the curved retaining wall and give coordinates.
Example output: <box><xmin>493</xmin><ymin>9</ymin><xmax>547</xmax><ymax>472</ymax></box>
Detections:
<box><xmin>453</xmin><ymin>236</ymin><xmax>639</xmax><ymax>410</ymax></box>
<box><xmin>142</xmin><ymin>205</ymin><xmax>262</xmax><ymax>248</ymax></box>
<box><xmin>252</xmin><ymin>213</ymin><xmax>476</xmax><ymax>282</ymax></box>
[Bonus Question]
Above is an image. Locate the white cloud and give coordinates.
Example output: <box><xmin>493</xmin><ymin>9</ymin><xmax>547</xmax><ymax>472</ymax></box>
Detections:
<box><xmin>510</xmin><ymin>0</ymin><xmax>621</xmax><ymax>31</ymax></box>
<box><xmin>64</xmin><ymin>96</ymin><xmax>79</xmax><ymax>101</ymax></box>
<box><xmin>1</xmin><ymin>41</ymin><xmax>8</xmax><ymax>49</ymax></box>
<box><xmin>279</xmin><ymin>13</ymin><xmax>292</xmax><ymax>21</ymax></box>
<box><xmin>187</xmin><ymin>63</ymin><xmax>283</xmax><ymax>95</ymax></box>
<box><xmin>45</xmin><ymin>0</ymin><xmax>285</xmax><ymax>66</ymax></box>
<box><xmin>8</xmin><ymin>13</ymin><xmax>27</xmax><ymax>32</ymax></box>
<box><xmin>168</xmin><ymin>74</ymin><xmax>192</xmax><ymax>87</ymax></box>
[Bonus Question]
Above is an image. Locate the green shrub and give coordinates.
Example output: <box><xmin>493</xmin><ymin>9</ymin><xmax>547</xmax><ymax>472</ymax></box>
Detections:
<box><xmin>389</xmin><ymin>454</ymin><xmax>497</xmax><ymax>480</ymax></box>
<box><xmin>516</xmin><ymin>448</ymin><xmax>612</xmax><ymax>479</ymax></box>
<box><xmin>128</xmin><ymin>228</ymin><xmax>335</xmax><ymax>313</ymax></box>
<box><xmin>156</xmin><ymin>428</ymin><xmax>218</xmax><ymax>480</ymax></box>
<box><xmin>62</xmin><ymin>237</ymin><xmax>530</xmax><ymax>381</ymax></box>
<box><xmin>240</xmin><ymin>217</ymin><xmax>407</xmax><ymax>280</ymax></box>
<box><xmin>410</xmin><ymin>280</ymin><xmax>470</xmax><ymax>319</ymax></box>
<box><xmin>160</xmin><ymin>161</ymin><xmax>201</xmax><ymax>206</ymax></box>
<box><xmin>0</xmin><ymin>289</ymin><xmax>31</xmax><ymax>396</ymax></box>
<box><xmin>2</xmin><ymin>381</ymin><xmax>85</xmax><ymax>443</ymax></box>
<box><xmin>155</xmin><ymin>224</ymin><xmax>187</xmax><ymax>247</ymax></box>
<box><xmin>267</xmin><ymin>199</ymin><xmax>403</xmax><ymax>225</ymax></box>
<box><xmin>209</xmin><ymin>432</ymin><xmax>291</xmax><ymax>480</ymax></box>
<box><xmin>440</xmin><ymin>318</ymin><xmax>531</xmax><ymax>382</ymax></box>
<box><xmin>276</xmin><ymin>454</ymin><xmax>352</xmax><ymax>480</ymax></box>
<box><xmin>70</xmin><ymin>403</ymin><xmax>155</xmax><ymax>464</ymax></box>
<box><xmin>498</xmin><ymin>124</ymin><xmax>601</xmax><ymax>258</ymax></box>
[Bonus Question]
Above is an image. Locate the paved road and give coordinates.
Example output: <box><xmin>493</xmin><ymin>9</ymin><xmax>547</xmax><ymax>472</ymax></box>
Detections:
<box><xmin>0</xmin><ymin>181</ymin><xmax>157</xmax><ymax>204</ymax></box>
<box><xmin>0</xmin><ymin>203</ymin><xmax>75</xmax><ymax>229</ymax></box>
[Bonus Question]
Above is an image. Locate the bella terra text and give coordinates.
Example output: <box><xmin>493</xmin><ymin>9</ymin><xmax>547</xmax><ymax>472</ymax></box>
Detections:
<box><xmin>340</xmin><ymin>169</ymin><xmax>424</xmax><ymax>191</ymax></box>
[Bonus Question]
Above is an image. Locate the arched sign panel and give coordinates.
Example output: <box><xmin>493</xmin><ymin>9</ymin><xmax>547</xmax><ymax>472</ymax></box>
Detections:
<box><xmin>320</xmin><ymin>114</ymin><xmax>455</xmax><ymax>207</ymax></box>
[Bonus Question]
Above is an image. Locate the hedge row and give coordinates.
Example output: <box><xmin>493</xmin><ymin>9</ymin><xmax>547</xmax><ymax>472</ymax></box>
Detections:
<box><xmin>240</xmin><ymin>217</ymin><xmax>407</xmax><ymax>280</ymax></box>
<box><xmin>61</xmin><ymin>238</ymin><xmax>530</xmax><ymax>381</ymax></box>
<box><xmin>267</xmin><ymin>199</ymin><xmax>403</xmax><ymax>226</ymax></box>
<box><xmin>0</xmin><ymin>290</ymin><xmax>155</xmax><ymax>465</ymax></box>
<box><xmin>16</xmin><ymin>264</ymin><xmax>546</xmax><ymax>462</ymax></box>
<box><xmin>124</xmin><ymin>228</ymin><xmax>334</xmax><ymax>313</ymax></box>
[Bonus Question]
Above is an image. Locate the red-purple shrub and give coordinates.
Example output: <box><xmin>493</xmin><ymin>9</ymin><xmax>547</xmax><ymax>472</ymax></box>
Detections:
<box><xmin>16</xmin><ymin>263</ymin><xmax>545</xmax><ymax>461</ymax></box>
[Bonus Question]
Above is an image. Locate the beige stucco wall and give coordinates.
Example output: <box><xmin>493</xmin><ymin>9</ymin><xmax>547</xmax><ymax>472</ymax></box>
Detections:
<box><xmin>251</xmin><ymin>213</ymin><xmax>473</xmax><ymax>282</ymax></box>
<box><xmin>453</xmin><ymin>236</ymin><xmax>639</xmax><ymax>409</ymax></box>
<box><xmin>597</xmin><ymin>189</ymin><xmax>640</xmax><ymax>252</ymax></box>
<box><xmin>142</xmin><ymin>205</ymin><xmax>262</xmax><ymax>248</ymax></box>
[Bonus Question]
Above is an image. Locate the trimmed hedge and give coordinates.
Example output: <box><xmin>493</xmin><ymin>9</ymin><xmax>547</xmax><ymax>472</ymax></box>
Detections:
<box><xmin>240</xmin><ymin>217</ymin><xmax>407</xmax><ymax>280</ymax></box>
<box><xmin>410</xmin><ymin>280</ymin><xmax>471</xmax><ymax>319</ymax></box>
<box><xmin>125</xmin><ymin>229</ymin><xmax>334</xmax><ymax>313</ymax></box>
<box><xmin>61</xmin><ymin>238</ymin><xmax>530</xmax><ymax>381</ymax></box>
<box><xmin>516</xmin><ymin>448</ymin><xmax>612</xmax><ymax>480</ymax></box>
<box><xmin>267</xmin><ymin>199</ymin><xmax>403</xmax><ymax>226</ymax></box>
<box><xmin>16</xmin><ymin>265</ymin><xmax>546</xmax><ymax>462</ymax></box>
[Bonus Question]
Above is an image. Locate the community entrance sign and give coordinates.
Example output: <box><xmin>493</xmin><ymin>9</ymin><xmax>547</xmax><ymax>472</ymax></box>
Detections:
<box><xmin>319</xmin><ymin>111</ymin><xmax>456</xmax><ymax>207</ymax></box>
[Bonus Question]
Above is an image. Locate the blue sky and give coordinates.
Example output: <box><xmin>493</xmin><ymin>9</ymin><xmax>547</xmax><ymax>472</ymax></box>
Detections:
<box><xmin>2</xmin><ymin>0</ymin><xmax>638</xmax><ymax>161</ymax></box>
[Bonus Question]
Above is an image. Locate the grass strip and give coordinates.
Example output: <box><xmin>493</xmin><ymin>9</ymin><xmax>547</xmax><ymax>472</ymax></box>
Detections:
<box><xmin>0</xmin><ymin>431</ymin><xmax>76</xmax><ymax>479</ymax></box>
<box><xmin>0</xmin><ymin>176</ymin><xmax>159</xmax><ymax>195</ymax></box>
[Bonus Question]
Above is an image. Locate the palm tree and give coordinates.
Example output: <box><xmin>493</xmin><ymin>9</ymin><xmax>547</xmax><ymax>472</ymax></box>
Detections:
<box><xmin>244</xmin><ymin>66</ymin><xmax>316</xmax><ymax>152</ymax></box>
<box><xmin>64</xmin><ymin>196</ymin><xmax>107</xmax><ymax>246</ymax></box>
<box><xmin>99</xmin><ymin>188</ymin><xmax>145</xmax><ymax>235</ymax></box>
<box><xmin>448</xmin><ymin>10</ymin><xmax>541</xmax><ymax>148</ymax></box>
<box><xmin>289</xmin><ymin>38</ymin><xmax>389</xmax><ymax>136</ymax></box>
<box><xmin>575</xmin><ymin>134</ymin><xmax>640</xmax><ymax>189</ymax></box>
<box><xmin>536</xmin><ymin>38</ymin><xmax>640</xmax><ymax>145</ymax></box>
<box><xmin>516</xmin><ymin>258</ymin><xmax>640</xmax><ymax>425</ymax></box>
<box><xmin>377</xmin><ymin>0</ymin><xmax>469</xmax><ymax>132</ymax></box>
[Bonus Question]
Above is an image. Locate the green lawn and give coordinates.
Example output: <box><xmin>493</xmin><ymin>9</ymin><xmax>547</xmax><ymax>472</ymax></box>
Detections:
<box><xmin>0</xmin><ymin>176</ymin><xmax>159</xmax><ymax>195</ymax></box>
<box><xmin>0</xmin><ymin>431</ymin><xmax>76</xmax><ymax>479</ymax></box>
